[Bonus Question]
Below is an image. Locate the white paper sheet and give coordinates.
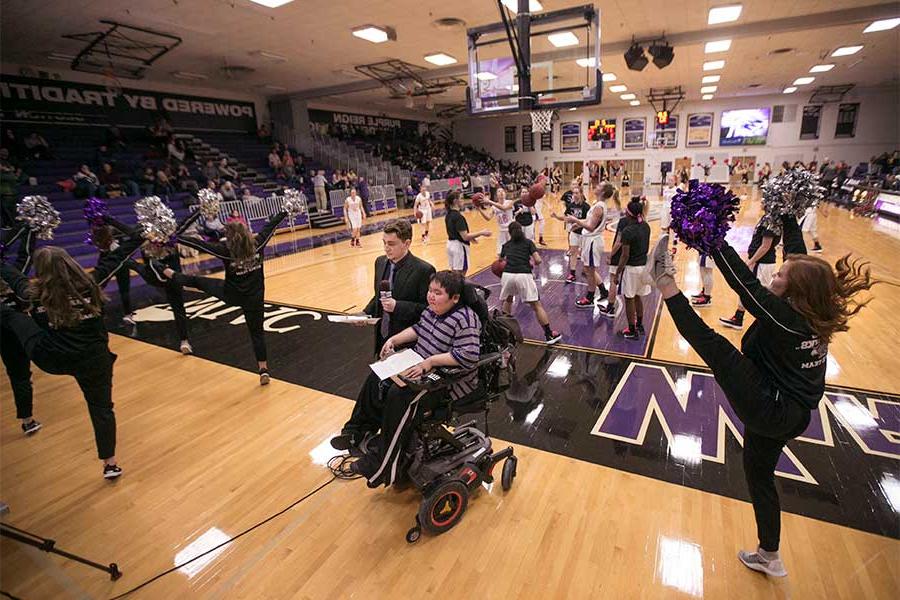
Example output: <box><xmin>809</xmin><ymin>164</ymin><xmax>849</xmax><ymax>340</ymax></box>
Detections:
<box><xmin>327</xmin><ymin>315</ymin><xmax>379</xmax><ymax>325</ymax></box>
<box><xmin>369</xmin><ymin>349</ymin><xmax>424</xmax><ymax>380</ymax></box>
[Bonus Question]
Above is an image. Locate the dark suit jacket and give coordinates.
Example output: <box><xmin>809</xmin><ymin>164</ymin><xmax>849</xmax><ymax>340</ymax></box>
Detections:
<box><xmin>364</xmin><ymin>252</ymin><xmax>435</xmax><ymax>354</ymax></box>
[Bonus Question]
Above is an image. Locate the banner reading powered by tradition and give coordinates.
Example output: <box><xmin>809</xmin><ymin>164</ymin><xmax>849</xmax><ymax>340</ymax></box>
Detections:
<box><xmin>0</xmin><ymin>74</ymin><xmax>257</xmax><ymax>132</ymax></box>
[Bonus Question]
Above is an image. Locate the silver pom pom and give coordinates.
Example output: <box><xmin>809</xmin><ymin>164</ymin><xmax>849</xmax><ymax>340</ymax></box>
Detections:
<box><xmin>135</xmin><ymin>196</ymin><xmax>177</xmax><ymax>244</ymax></box>
<box><xmin>281</xmin><ymin>188</ymin><xmax>305</xmax><ymax>217</ymax></box>
<box><xmin>761</xmin><ymin>168</ymin><xmax>822</xmax><ymax>233</ymax></box>
<box><xmin>17</xmin><ymin>196</ymin><xmax>61</xmax><ymax>240</ymax></box>
<box><xmin>197</xmin><ymin>188</ymin><xmax>222</xmax><ymax>220</ymax></box>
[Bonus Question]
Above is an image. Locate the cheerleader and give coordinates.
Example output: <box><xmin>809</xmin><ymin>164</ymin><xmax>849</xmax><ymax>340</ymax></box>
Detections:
<box><xmin>499</xmin><ymin>222</ymin><xmax>561</xmax><ymax>344</ymax></box>
<box><xmin>1</xmin><ymin>266</ymin><xmax>37</xmax><ymax>436</ymax></box>
<box><xmin>1</xmin><ymin>248</ymin><xmax>122</xmax><ymax>479</ymax></box>
<box><xmin>344</xmin><ymin>187</ymin><xmax>365</xmax><ymax>247</ymax></box>
<box><xmin>476</xmin><ymin>187</ymin><xmax>514</xmax><ymax>255</ymax></box>
<box><xmin>413</xmin><ymin>183</ymin><xmax>434</xmax><ymax>244</ymax></box>
<box><xmin>90</xmin><ymin>221</ymin><xmax>137</xmax><ymax>324</ymax></box>
<box><xmin>647</xmin><ymin>224</ymin><xmax>879</xmax><ymax>577</ymax></box>
<box><xmin>164</xmin><ymin>211</ymin><xmax>287</xmax><ymax>384</ymax></box>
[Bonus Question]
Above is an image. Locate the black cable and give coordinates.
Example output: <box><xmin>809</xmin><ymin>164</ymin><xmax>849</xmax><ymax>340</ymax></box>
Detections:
<box><xmin>108</xmin><ymin>476</ymin><xmax>336</xmax><ymax>600</ymax></box>
<box><xmin>1</xmin><ymin>591</ymin><xmax>23</xmax><ymax>600</ymax></box>
<box><xmin>327</xmin><ymin>454</ymin><xmax>362</xmax><ymax>480</ymax></box>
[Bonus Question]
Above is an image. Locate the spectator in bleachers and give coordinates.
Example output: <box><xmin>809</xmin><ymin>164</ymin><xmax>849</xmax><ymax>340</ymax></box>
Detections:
<box><xmin>313</xmin><ymin>170</ymin><xmax>328</xmax><ymax>213</ymax></box>
<box><xmin>105</xmin><ymin>125</ymin><xmax>127</xmax><ymax>150</ymax></box>
<box><xmin>202</xmin><ymin>159</ymin><xmax>219</xmax><ymax>186</ymax></box>
<box><xmin>93</xmin><ymin>144</ymin><xmax>115</xmax><ymax>170</ymax></box>
<box><xmin>241</xmin><ymin>186</ymin><xmax>262</xmax><ymax>205</ymax></box>
<box><xmin>257</xmin><ymin>124</ymin><xmax>271</xmax><ymax>144</ymax></box>
<box><xmin>23</xmin><ymin>132</ymin><xmax>51</xmax><ymax>160</ymax></box>
<box><xmin>282</xmin><ymin>151</ymin><xmax>295</xmax><ymax>180</ymax></box>
<box><xmin>175</xmin><ymin>162</ymin><xmax>199</xmax><ymax>194</ymax></box>
<box><xmin>200</xmin><ymin>212</ymin><xmax>226</xmax><ymax>241</ymax></box>
<box><xmin>220</xmin><ymin>180</ymin><xmax>238</xmax><ymax>201</ymax></box>
<box><xmin>331</xmin><ymin>171</ymin><xmax>344</xmax><ymax>190</ymax></box>
<box><xmin>155</xmin><ymin>167</ymin><xmax>175</xmax><ymax>198</ymax></box>
<box><xmin>227</xmin><ymin>209</ymin><xmax>248</xmax><ymax>228</ymax></box>
<box><xmin>98</xmin><ymin>163</ymin><xmax>125</xmax><ymax>198</ymax></box>
<box><xmin>218</xmin><ymin>158</ymin><xmax>239</xmax><ymax>182</ymax></box>
<box><xmin>139</xmin><ymin>166</ymin><xmax>156</xmax><ymax>196</ymax></box>
<box><xmin>73</xmin><ymin>164</ymin><xmax>99</xmax><ymax>199</ymax></box>
<box><xmin>168</xmin><ymin>139</ymin><xmax>185</xmax><ymax>163</ymax></box>
<box><xmin>268</xmin><ymin>147</ymin><xmax>282</xmax><ymax>176</ymax></box>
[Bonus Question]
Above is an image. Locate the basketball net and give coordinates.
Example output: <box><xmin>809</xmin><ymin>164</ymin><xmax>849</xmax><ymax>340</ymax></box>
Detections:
<box><xmin>530</xmin><ymin>108</ymin><xmax>555</xmax><ymax>133</ymax></box>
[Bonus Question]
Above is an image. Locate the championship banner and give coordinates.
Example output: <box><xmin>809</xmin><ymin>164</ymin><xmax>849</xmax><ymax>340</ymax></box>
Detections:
<box><xmin>587</xmin><ymin>118</ymin><xmax>616</xmax><ymax>150</ymax></box>
<box><xmin>686</xmin><ymin>113</ymin><xmax>713</xmax><ymax>147</ymax></box>
<box><xmin>0</xmin><ymin>74</ymin><xmax>256</xmax><ymax>132</ymax></box>
<box><xmin>623</xmin><ymin>118</ymin><xmax>646</xmax><ymax>150</ymax></box>
<box><xmin>654</xmin><ymin>114</ymin><xmax>679</xmax><ymax>148</ymax></box>
<box><xmin>560</xmin><ymin>122</ymin><xmax>581</xmax><ymax>152</ymax></box>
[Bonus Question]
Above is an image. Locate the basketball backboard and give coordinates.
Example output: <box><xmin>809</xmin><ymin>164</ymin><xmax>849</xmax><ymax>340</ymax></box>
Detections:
<box><xmin>466</xmin><ymin>3</ymin><xmax>602</xmax><ymax>115</ymax></box>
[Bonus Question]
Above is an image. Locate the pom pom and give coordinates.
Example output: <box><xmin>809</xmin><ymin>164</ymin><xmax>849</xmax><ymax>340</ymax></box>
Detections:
<box><xmin>669</xmin><ymin>180</ymin><xmax>741</xmax><ymax>254</ymax></box>
<box><xmin>761</xmin><ymin>168</ymin><xmax>822</xmax><ymax>233</ymax></box>
<box><xmin>83</xmin><ymin>197</ymin><xmax>109</xmax><ymax>245</ymax></box>
<box><xmin>135</xmin><ymin>196</ymin><xmax>177</xmax><ymax>245</ymax></box>
<box><xmin>281</xmin><ymin>188</ymin><xmax>305</xmax><ymax>217</ymax></box>
<box><xmin>17</xmin><ymin>196</ymin><xmax>61</xmax><ymax>240</ymax></box>
<box><xmin>197</xmin><ymin>188</ymin><xmax>222</xmax><ymax>220</ymax></box>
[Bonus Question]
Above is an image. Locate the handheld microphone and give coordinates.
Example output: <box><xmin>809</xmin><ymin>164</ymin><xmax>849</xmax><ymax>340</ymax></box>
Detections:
<box><xmin>379</xmin><ymin>279</ymin><xmax>392</xmax><ymax>300</ymax></box>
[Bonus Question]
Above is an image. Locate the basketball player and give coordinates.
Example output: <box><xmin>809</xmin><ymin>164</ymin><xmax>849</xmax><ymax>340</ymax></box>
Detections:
<box><xmin>613</xmin><ymin>200</ymin><xmax>652</xmax><ymax>338</ymax></box>
<box><xmin>476</xmin><ymin>187</ymin><xmax>514</xmax><ymax>254</ymax></box>
<box><xmin>533</xmin><ymin>178</ymin><xmax>547</xmax><ymax>245</ymax></box>
<box><xmin>600</xmin><ymin>198</ymin><xmax>640</xmax><ymax>318</ymax></box>
<box><xmin>513</xmin><ymin>193</ymin><xmax>536</xmax><ymax>241</ymax></box>
<box><xmin>690</xmin><ymin>254</ymin><xmax>715</xmax><ymax>307</ymax></box>
<box><xmin>551</xmin><ymin>183</ymin><xmax>588</xmax><ymax>284</ymax></box>
<box><xmin>719</xmin><ymin>216</ymin><xmax>780</xmax><ymax>329</ymax></box>
<box><xmin>413</xmin><ymin>182</ymin><xmax>434</xmax><ymax>244</ymax></box>
<box><xmin>344</xmin><ymin>187</ymin><xmax>365</xmax><ymax>247</ymax></box>
<box><xmin>647</xmin><ymin>226</ymin><xmax>879</xmax><ymax>578</ymax></box>
<box><xmin>566</xmin><ymin>183</ymin><xmax>612</xmax><ymax>308</ymax></box>
<box><xmin>660</xmin><ymin>174</ymin><xmax>677</xmax><ymax>235</ymax></box>
<box><xmin>165</xmin><ymin>211</ymin><xmax>287</xmax><ymax>385</ymax></box>
<box><xmin>445</xmin><ymin>190</ymin><xmax>490</xmax><ymax>276</ymax></box>
<box><xmin>799</xmin><ymin>202</ymin><xmax>824</xmax><ymax>253</ymax></box>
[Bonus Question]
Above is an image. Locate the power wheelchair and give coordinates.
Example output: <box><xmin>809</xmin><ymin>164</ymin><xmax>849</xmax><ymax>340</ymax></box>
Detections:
<box><xmin>337</xmin><ymin>284</ymin><xmax>523</xmax><ymax>543</ymax></box>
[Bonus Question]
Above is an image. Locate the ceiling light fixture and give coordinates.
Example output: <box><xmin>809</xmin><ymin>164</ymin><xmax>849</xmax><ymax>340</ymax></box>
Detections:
<box><xmin>702</xmin><ymin>94</ymin><xmax>714</xmax><ymax>100</ymax></box>
<box><xmin>624</xmin><ymin>42</ymin><xmax>648</xmax><ymax>71</ymax></box>
<box><xmin>704</xmin><ymin>39</ymin><xmax>732</xmax><ymax>53</ymax></box>
<box><xmin>261</xmin><ymin>84</ymin><xmax>286</xmax><ymax>91</ymax></box>
<box><xmin>700</xmin><ymin>86</ymin><xmax>718</xmax><ymax>94</ymax></box>
<box><xmin>548</xmin><ymin>31</ymin><xmax>579</xmax><ymax>48</ymax></box>
<box><xmin>476</xmin><ymin>72</ymin><xmax>498</xmax><ymax>81</ymax></box>
<box><xmin>249</xmin><ymin>0</ymin><xmax>295</xmax><ymax>7</ymax></box>
<box><xmin>863</xmin><ymin>18</ymin><xmax>900</xmax><ymax>33</ymax></box>
<box><xmin>708</xmin><ymin>5</ymin><xmax>742</xmax><ymax>25</ymax></box>
<box><xmin>702</xmin><ymin>75</ymin><xmax>721</xmax><ymax>83</ymax></box>
<box><xmin>703</xmin><ymin>60</ymin><xmax>725</xmax><ymax>71</ymax></box>
<box><xmin>47</xmin><ymin>52</ymin><xmax>76</xmax><ymax>62</ymax></box>
<box><xmin>576</xmin><ymin>57</ymin><xmax>597</xmax><ymax>68</ymax></box>
<box><xmin>424</xmin><ymin>53</ymin><xmax>457</xmax><ymax>66</ymax></box>
<box><xmin>609</xmin><ymin>84</ymin><xmax>628</xmax><ymax>93</ymax></box>
<box><xmin>783</xmin><ymin>86</ymin><xmax>797</xmax><ymax>93</ymax></box>
<box><xmin>501</xmin><ymin>0</ymin><xmax>543</xmax><ymax>12</ymax></box>
<box><xmin>172</xmin><ymin>71</ymin><xmax>209</xmax><ymax>80</ymax></box>
<box><xmin>809</xmin><ymin>64</ymin><xmax>835</xmax><ymax>72</ymax></box>
<box><xmin>793</xmin><ymin>76</ymin><xmax>815</xmax><ymax>85</ymax></box>
<box><xmin>252</xmin><ymin>50</ymin><xmax>287</xmax><ymax>62</ymax></box>
<box><xmin>630</xmin><ymin>100</ymin><xmax>640</xmax><ymax>106</ymax></box>
<box><xmin>831</xmin><ymin>45</ymin><xmax>863</xmax><ymax>56</ymax></box>
<box><xmin>620</xmin><ymin>93</ymin><xmax>636</xmax><ymax>100</ymax></box>
<box><xmin>351</xmin><ymin>25</ymin><xmax>394</xmax><ymax>44</ymax></box>
<box><xmin>602</xmin><ymin>72</ymin><xmax>617</xmax><ymax>81</ymax></box>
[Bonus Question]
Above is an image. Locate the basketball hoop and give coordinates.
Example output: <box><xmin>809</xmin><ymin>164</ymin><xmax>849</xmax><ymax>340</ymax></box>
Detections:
<box><xmin>530</xmin><ymin>108</ymin><xmax>555</xmax><ymax>133</ymax></box>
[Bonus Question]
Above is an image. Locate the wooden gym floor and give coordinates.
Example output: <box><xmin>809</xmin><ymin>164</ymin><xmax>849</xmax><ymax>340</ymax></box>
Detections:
<box><xmin>1</xmin><ymin>188</ymin><xmax>898</xmax><ymax>599</ymax></box>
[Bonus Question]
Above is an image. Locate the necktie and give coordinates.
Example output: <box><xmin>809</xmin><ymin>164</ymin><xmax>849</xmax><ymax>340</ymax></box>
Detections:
<box><xmin>380</xmin><ymin>261</ymin><xmax>395</xmax><ymax>338</ymax></box>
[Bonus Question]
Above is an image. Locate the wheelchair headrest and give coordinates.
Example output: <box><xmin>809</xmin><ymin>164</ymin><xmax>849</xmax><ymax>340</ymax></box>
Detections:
<box><xmin>460</xmin><ymin>283</ymin><xmax>490</xmax><ymax>325</ymax></box>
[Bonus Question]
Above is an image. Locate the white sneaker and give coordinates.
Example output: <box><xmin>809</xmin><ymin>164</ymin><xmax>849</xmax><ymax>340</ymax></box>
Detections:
<box><xmin>123</xmin><ymin>313</ymin><xmax>136</xmax><ymax>325</ymax></box>
<box><xmin>180</xmin><ymin>340</ymin><xmax>193</xmax><ymax>355</ymax></box>
<box><xmin>738</xmin><ymin>549</ymin><xmax>787</xmax><ymax>577</ymax></box>
<box><xmin>647</xmin><ymin>234</ymin><xmax>677</xmax><ymax>285</ymax></box>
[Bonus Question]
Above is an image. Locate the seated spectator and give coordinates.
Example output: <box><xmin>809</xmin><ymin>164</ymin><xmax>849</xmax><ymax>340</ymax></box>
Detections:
<box><xmin>257</xmin><ymin>124</ymin><xmax>271</xmax><ymax>143</ymax></box>
<box><xmin>220</xmin><ymin>180</ymin><xmax>238</xmax><ymax>201</ymax></box>
<box><xmin>94</xmin><ymin>144</ymin><xmax>115</xmax><ymax>170</ymax></box>
<box><xmin>240</xmin><ymin>186</ymin><xmax>262</xmax><ymax>205</ymax></box>
<box><xmin>139</xmin><ymin>166</ymin><xmax>156</xmax><ymax>196</ymax></box>
<box><xmin>98</xmin><ymin>163</ymin><xmax>125</xmax><ymax>198</ymax></box>
<box><xmin>200</xmin><ymin>213</ymin><xmax>226</xmax><ymax>241</ymax></box>
<box><xmin>331</xmin><ymin>171</ymin><xmax>344</xmax><ymax>190</ymax></box>
<box><xmin>23</xmin><ymin>132</ymin><xmax>51</xmax><ymax>160</ymax></box>
<box><xmin>73</xmin><ymin>164</ymin><xmax>99</xmax><ymax>198</ymax></box>
<box><xmin>268</xmin><ymin>148</ymin><xmax>282</xmax><ymax>175</ymax></box>
<box><xmin>168</xmin><ymin>139</ymin><xmax>185</xmax><ymax>162</ymax></box>
<box><xmin>176</xmin><ymin>163</ymin><xmax>199</xmax><ymax>193</ymax></box>
<box><xmin>226</xmin><ymin>209</ymin><xmax>248</xmax><ymax>227</ymax></box>
<box><xmin>282</xmin><ymin>152</ymin><xmax>295</xmax><ymax>179</ymax></box>
<box><xmin>202</xmin><ymin>159</ymin><xmax>219</xmax><ymax>186</ymax></box>
<box><xmin>218</xmin><ymin>158</ymin><xmax>239</xmax><ymax>182</ymax></box>
<box><xmin>155</xmin><ymin>167</ymin><xmax>175</xmax><ymax>197</ymax></box>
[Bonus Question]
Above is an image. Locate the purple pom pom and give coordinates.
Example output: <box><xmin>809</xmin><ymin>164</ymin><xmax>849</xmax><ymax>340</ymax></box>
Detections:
<box><xmin>670</xmin><ymin>180</ymin><xmax>740</xmax><ymax>254</ymax></box>
<box><xmin>83</xmin><ymin>197</ymin><xmax>110</xmax><ymax>245</ymax></box>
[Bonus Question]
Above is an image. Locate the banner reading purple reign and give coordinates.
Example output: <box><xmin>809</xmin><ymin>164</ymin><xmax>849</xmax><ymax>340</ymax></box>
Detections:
<box><xmin>623</xmin><ymin>117</ymin><xmax>646</xmax><ymax>150</ymax></box>
<box><xmin>686</xmin><ymin>113</ymin><xmax>714</xmax><ymax>147</ymax></box>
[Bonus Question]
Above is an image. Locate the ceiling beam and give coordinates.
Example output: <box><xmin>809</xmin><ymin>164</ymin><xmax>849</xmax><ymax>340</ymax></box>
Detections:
<box><xmin>277</xmin><ymin>3</ymin><xmax>899</xmax><ymax>101</ymax></box>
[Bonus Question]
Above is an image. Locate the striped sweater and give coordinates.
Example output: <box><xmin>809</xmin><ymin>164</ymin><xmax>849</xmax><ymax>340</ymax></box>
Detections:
<box><xmin>413</xmin><ymin>305</ymin><xmax>481</xmax><ymax>401</ymax></box>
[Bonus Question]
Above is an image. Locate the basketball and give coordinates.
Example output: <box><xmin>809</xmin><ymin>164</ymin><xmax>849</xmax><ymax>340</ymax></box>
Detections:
<box><xmin>491</xmin><ymin>258</ymin><xmax>507</xmax><ymax>277</ymax></box>
<box><xmin>520</xmin><ymin>189</ymin><xmax>536</xmax><ymax>207</ymax></box>
<box><xmin>415</xmin><ymin>209</ymin><xmax>423</xmax><ymax>220</ymax></box>
<box><xmin>529</xmin><ymin>182</ymin><xmax>545</xmax><ymax>202</ymax></box>
<box><xmin>471</xmin><ymin>191</ymin><xmax>486</xmax><ymax>207</ymax></box>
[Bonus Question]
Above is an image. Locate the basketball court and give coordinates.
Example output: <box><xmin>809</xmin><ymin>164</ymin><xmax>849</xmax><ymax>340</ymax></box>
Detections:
<box><xmin>1</xmin><ymin>1</ymin><xmax>898</xmax><ymax>598</ymax></box>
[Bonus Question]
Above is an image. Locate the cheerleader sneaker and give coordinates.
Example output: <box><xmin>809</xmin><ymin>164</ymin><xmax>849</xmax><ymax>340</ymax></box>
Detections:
<box><xmin>811</xmin><ymin>242</ymin><xmax>823</xmax><ymax>253</ymax></box>
<box><xmin>719</xmin><ymin>314</ymin><xmax>744</xmax><ymax>329</ymax></box>
<box><xmin>599</xmin><ymin>303</ymin><xmax>616</xmax><ymax>318</ymax></box>
<box><xmin>619</xmin><ymin>327</ymin><xmax>639</xmax><ymax>340</ymax></box>
<box><xmin>103</xmin><ymin>464</ymin><xmax>123</xmax><ymax>480</ymax></box>
<box><xmin>738</xmin><ymin>549</ymin><xmax>787</xmax><ymax>577</ymax></box>
<box><xmin>180</xmin><ymin>340</ymin><xmax>193</xmax><ymax>355</ymax></box>
<box><xmin>259</xmin><ymin>369</ymin><xmax>271</xmax><ymax>386</ymax></box>
<box><xmin>22</xmin><ymin>419</ymin><xmax>42</xmax><ymax>436</ymax></box>
<box><xmin>647</xmin><ymin>234</ymin><xmax>677</xmax><ymax>285</ymax></box>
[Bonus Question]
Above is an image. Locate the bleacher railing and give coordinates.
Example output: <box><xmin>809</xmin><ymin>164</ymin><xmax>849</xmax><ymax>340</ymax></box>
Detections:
<box><xmin>189</xmin><ymin>191</ymin><xmax>309</xmax><ymax>230</ymax></box>
<box><xmin>327</xmin><ymin>184</ymin><xmax>398</xmax><ymax>218</ymax></box>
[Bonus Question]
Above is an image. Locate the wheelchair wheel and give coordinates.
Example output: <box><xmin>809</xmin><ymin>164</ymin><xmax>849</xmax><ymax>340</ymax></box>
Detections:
<box><xmin>418</xmin><ymin>480</ymin><xmax>469</xmax><ymax>536</ymax></box>
<box><xmin>501</xmin><ymin>456</ymin><xmax>517</xmax><ymax>491</ymax></box>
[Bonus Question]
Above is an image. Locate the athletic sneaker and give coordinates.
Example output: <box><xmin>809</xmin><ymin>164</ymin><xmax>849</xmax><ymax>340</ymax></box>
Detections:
<box><xmin>22</xmin><ymin>419</ymin><xmax>42</xmax><ymax>436</ymax></box>
<box><xmin>259</xmin><ymin>369</ymin><xmax>271</xmax><ymax>386</ymax></box>
<box><xmin>103</xmin><ymin>464</ymin><xmax>123</xmax><ymax>480</ymax></box>
<box><xmin>691</xmin><ymin>294</ymin><xmax>712</xmax><ymax>307</ymax></box>
<box><xmin>122</xmin><ymin>313</ymin><xmax>136</xmax><ymax>326</ymax></box>
<box><xmin>596</xmin><ymin>287</ymin><xmax>609</xmax><ymax>302</ymax></box>
<box><xmin>738</xmin><ymin>550</ymin><xmax>787</xmax><ymax>577</ymax></box>
<box><xmin>647</xmin><ymin>234</ymin><xmax>677</xmax><ymax>285</ymax></box>
<box><xmin>539</xmin><ymin>237</ymin><xmax>547</xmax><ymax>246</ymax></box>
<box><xmin>619</xmin><ymin>327</ymin><xmax>639</xmax><ymax>340</ymax></box>
<box><xmin>565</xmin><ymin>273</ymin><xmax>576</xmax><ymax>284</ymax></box>
<box><xmin>330</xmin><ymin>433</ymin><xmax>356</xmax><ymax>451</ymax></box>
<box><xmin>690</xmin><ymin>291</ymin><xmax>706</xmax><ymax>301</ymax></box>
<box><xmin>636</xmin><ymin>323</ymin><xmax>646</xmax><ymax>336</ymax></box>
<box><xmin>575</xmin><ymin>296</ymin><xmax>595</xmax><ymax>308</ymax></box>
<box><xmin>719</xmin><ymin>314</ymin><xmax>744</xmax><ymax>330</ymax></box>
<box><xmin>599</xmin><ymin>303</ymin><xmax>616</xmax><ymax>318</ymax></box>
<box><xmin>180</xmin><ymin>340</ymin><xmax>193</xmax><ymax>355</ymax></box>
<box><xmin>545</xmin><ymin>331</ymin><xmax>562</xmax><ymax>345</ymax></box>
<box><xmin>811</xmin><ymin>243</ymin><xmax>823</xmax><ymax>253</ymax></box>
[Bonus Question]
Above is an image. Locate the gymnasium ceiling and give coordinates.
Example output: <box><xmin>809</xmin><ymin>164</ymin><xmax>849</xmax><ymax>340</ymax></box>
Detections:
<box><xmin>2</xmin><ymin>0</ymin><xmax>898</xmax><ymax>118</ymax></box>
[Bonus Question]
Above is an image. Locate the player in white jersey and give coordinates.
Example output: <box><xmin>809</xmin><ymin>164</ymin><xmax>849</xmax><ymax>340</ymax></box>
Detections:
<box><xmin>476</xmin><ymin>187</ymin><xmax>515</xmax><ymax>255</ymax></box>
<box><xmin>799</xmin><ymin>202</ymin><xmax>824</xmax><ymax>253</ymax></box>
<box><xmin>413</xmin><ymin>183</ymin><xmax>434</xmax><ymax>244</ymax></box>
<box><xmin>343</xmin><ymin>187</ymin><xmax>365</xmax><ymax>247</ymax></box>
<box><xmin>660</xmin><ymin>174</ymin><xmax>677</xmax><ymax>233</ymax></box>
<box><xmin>567</xmin><ymin>183</ymin><xmax>614</xmax><ymax>307</ymax></box>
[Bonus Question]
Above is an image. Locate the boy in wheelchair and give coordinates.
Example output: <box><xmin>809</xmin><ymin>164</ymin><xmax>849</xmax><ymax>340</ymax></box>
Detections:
<box><xmin>331</xmin><ymin>270</ymin><xmax>483</xmax><ymax>488</ymax></box>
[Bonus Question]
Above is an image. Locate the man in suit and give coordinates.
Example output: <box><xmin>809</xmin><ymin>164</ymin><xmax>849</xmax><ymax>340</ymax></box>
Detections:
<box><xmin>331</xmin><ymin>219</ymin><xmax>434</xmax><ymax>451</ymax></box>
<box><xmin>363</xmin><ymin>218</ymin><xmax>435</xmax><ymax>355</ymax></box>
